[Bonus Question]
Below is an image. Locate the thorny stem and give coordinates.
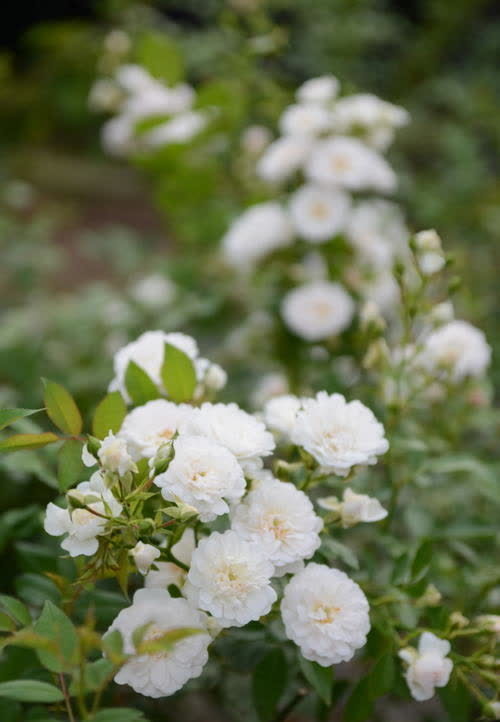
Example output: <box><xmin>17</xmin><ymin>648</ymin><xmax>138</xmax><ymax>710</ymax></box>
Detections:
<box><xmin>58</xmin><ymin>673</ymin><xmax>76</xmax><ymax>722</ymax></box>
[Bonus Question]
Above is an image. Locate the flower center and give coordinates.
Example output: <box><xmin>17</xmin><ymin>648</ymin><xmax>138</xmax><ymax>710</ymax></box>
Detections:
<box><xmin>310</xmin><ymin>201</ymin><xmax>329</xmax><ymax>220</ymax></box>
<box><xmin>331</xmin><ymin>154</ymin><xmax>351</xmax><ymax>172</ymax></box>
<box><xmin>314</xmin><ymin>603</ymin><xmax>341</xmax><ymax>624</ymax></box>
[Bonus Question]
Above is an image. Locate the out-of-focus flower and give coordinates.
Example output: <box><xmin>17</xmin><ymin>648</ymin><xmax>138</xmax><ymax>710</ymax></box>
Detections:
<box><xmin>306</xmin><ymin>137</ymin><xmax>397</xmax><ymax>192</ymax></box>
<box><xmin>296</xmin><ymin>75</ymin><xmax>339</xmax><ymax>105</ymax></box>
<box><xmin>419</xmin><ymin>321</ymin><xmax>491</xmax><ymax>381</ymax></box>
<box><xmin>318</xmin><ymin>488</ymin><xmax>387</xmax><ymax>527</ymax></box>
<box><xmin>399</xmin><ymin>632</ymin><xmax>453</xmax><ymax>701</ymax></box>
<box><xmin>222</xmin><ymin>202</ymin><xmax>294</xmax><ymax>269</ymax></box>
<box><xmin>281</xmin><ymin>281</ymin><xmax>355</xmax><ymax>341</ymax></box>
<box><xmin>289</xmin><ymin>184</ymin><xmax>351</xmax><ymax>243</ymax></box>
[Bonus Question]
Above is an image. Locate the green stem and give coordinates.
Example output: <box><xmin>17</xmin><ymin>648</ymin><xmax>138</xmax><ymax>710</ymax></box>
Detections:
<box><xmin>58</xmin><ymin>673</ymin><xmax>76</xmax><ymax>722</ymax></box>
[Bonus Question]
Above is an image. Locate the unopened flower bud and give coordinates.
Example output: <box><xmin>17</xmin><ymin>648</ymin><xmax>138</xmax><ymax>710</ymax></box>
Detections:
<box><xmin>130</xmin><ymin>542</ymin><xmax>161</xmax><ymax>575</ymax></box>
<box><xmin>416</xmin><ymin>584</ymin><xmax>442</xmax><ymax>608</ymax></box>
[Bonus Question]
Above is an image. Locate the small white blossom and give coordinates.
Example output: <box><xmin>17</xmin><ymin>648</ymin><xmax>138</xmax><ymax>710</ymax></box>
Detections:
<box><xmin>318</xmin><ymin>488</ymin><xmax>387</xmax><ymax>527</ymax></box>
<box><xmin>131</xmin><ymin>542</ymin><xmax>161</xmax><ymax>575</ymax></box>
<box><xmin>101</xmin><ymin>115</ymin><xmax>136</xmax><ymax>157</ymax></box>
<box><xmin>257</xmin><ymin>135</ymin><xmax>312</xmax><ymax>184</ymax></box>
<box><xmin>44</xmin><ymin>473</ymin><xmax>122</xmax><ymax>557</ymax></box>
<box><xmin>222</xmin><ymin>201</ymin><xmax>293</xmax><ymax>270</ymax></box>
<box><xmin>330</xmin><ymin>94</ymin><xmax>409</xmax><ymax>150</ymax></box>
<box><xmin>119</xmin><ymin>399</ymin><xmax>192</xmax><ymax>461</ymax></box>
<box><xmin>251</xmin><ymin>372</ymin><xmax>290</xmax><ymax>408</ymax></box>
<box><xmin>263</xmin><ymin>394</ymin><xmax>302</xmax><ymax>438</ymax></box>
<box><xmin>231</xmin><ymin>477</ymin><xmax>322</xmax><ymax>575</ymax></box>
<box><xmin>106</xmin><ymin>589</ymin><xmax>210</xmax><ymax>698</ymax></box>
<box><xmin>279</xmin><ymin>104</ymin><xmax>332</xmax><ymax>137</ymax></box>
<box><xmin>154</xmin><ymin>435</ymin><xmax>246</xmax><ymax>522</ymax></box>
<box><xmin>241</xmin><ymin>125</ymin><xmax>272</xmax><ymax>154</ymax></box>
<box><xmin>184</xmin><ymin>530</ymin><xmax>276</xmax><ymax>628</ymax></box>
<box><xmin>145</xmin><ymin>529</ymin><xmax>195</xmax><ymax>591</ymax></box>
<box><xmin>296</xmin><ymin>75</ymin><xmax>339</xmax><ymax>105</ymax></box>
<box><xmin>97</xmin><ymin>432</ymin><xmax>137</xmax><ymax>476</ymax></box>
<box><xmin>281</xmin><ymin>281</ymin><xmax>355</xmax><ymax>342</ymax></box>
<box><xmin>399</xmin><ymin>632</ymin><xmax>453</xmax><ymax>701</ymax></box>
<box><xmin>289</xmin><ymin>184</ymin><xmax>351</xmax><ymax>243</ymax></box>
<box><xmin>346</xmin><ymin>200</ymin><xmax>408</xmax><ymax>269</ymax></box>
<box><xmin>180</xmin><ymin>402</ymin><xmax>275</xmax><ymax>468</ymax></box>
<box><xmin>130</xmin><ymin>275</ymin><xmax>176</xmax><ymax>309</ymax></box>
<box><xmin>475</xmin><ymin>615</ymin><xmax>500</xmax><ymax>638</ymax></box>
<box><xmin>281</xmin><ymin>563</ymin><xmax>370</xmax><ymax>666</ymax></box>
<box><xmin>420</xmin><ymin>320</ymin><xmax>491</xmax><ymax>381</ymax></box>
<box><xmin>291</xmin><ymin>392</ymin><xmax>389</xmax><ymax>476</ymax></box>
<box><xmin>306</xmin><ymin>136</ymin><xmax>397</xmax><ymax>192</ymax></box>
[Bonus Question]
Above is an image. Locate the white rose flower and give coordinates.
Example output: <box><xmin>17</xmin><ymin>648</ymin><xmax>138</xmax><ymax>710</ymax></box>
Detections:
<box><xmin>130</xmin><ymin>275</ymin><xmax>176</xmax><ymax>309</ymax></box>
<box><xmin>346</xmin><ymin>200</ymin><xmax>408</xmax><ymax>269</ymax></box>
<box><xmin>306</xmin><ymin>136</ymin><xmax>397</xmax><ymax>192</ymax></box>
<box><xmin>97</xmin><ymin>432</ymin><xmax>137</xmax><ymax>476</ymax></box>
<box><xmin>263</xmin><ymin>394</ymin><xmax>302</xmax><ymax>438</ymax></box>
<box><xmin>330</xmin><ymin>94</ymin><xmax>409</xmax><ymax>150</ymax></box>
<box><xmin>231</xmin><ymin>478</ymin><xmax>322</xmax><ymax>574</ymax></box>
<box><xmin>122</xmin><ymin>83</ymin><xmax>194</xmax><ymax>119</ymax></box>
<box><xmin>154</xmin><ymin>435</ymin><xmax>246</xmax><ymax>522</ymax></box>
<box><xmin>44</xmin><ymin>473</ymin><xmax>122</xmax><ymax>557</ymax></box>
<box><xmin>318</xmin><ymin>488</ymin><xmax>387</xmax><ymax>527</ymax></box>
<box><xmin>131</xmin><ymin>542</ymin><xmax>161</xmax><ymax>575</ymax></box>
<box><xmin>281</xmin><ymin>281</ymin><xmax>355</xmax><ymax>342</ymax></box>
<box><xmin>145</xmin><ymin>529</ymin><xmax>195</xmax><ymax>591</ymax></box>
<box><xmin>180</xmin><ymin>402</ymin><xmax>275</xmax><ymax>468</ymax></box>
<box><xmin>296</xmin><ymin>75</ymin><xmax>339</xmax><ymax>105</ymax></box>
<box><xmin>281</xmin><ymin>563</ymin><xmax>370</xmax><ymax>666</ymax></box>
<box><xmin>119</xmin><ymin>399</ymin><xmax>192</xmax><ymax>461</ymax></box>
<box><xmin>420</xmin><ymin>320</ymin><xmax>491</xmax><ymax>381</ymax></box>
<box><xmin>257</xmin><ymin>135</ymin><xmax>312</xmax><ymax>184</ymax></box>
<box><xmin>109</xmin><ymin>330</ymin><xmax>199</xmax><ymax>402</ymax></box>
<box><xmin>289</xmin><ymin>184</ymin><xmax>351</xmax><ymax>243</ymax></box>
<box><xmin>279</xmin><ymin>104</ymin><xmax>332</xmax><ymax>137</ymax></box>
<box><xmin>106</xmin><ymin>588</ymin><xmax>210</xmax><ymax>698</ymax></box>
<box><xmin>221</xmin><ymin>201</ymin><xmax>294</xmax><ymax>270</ymax></box>
<box><xmin>291</xmin><ymin>392</ymin><xmax>389</xmax><ymax>476</ymax></box>
<box><xmin>399</xmin><ymin>632</ymin><xmax>453</xmax><ymax>701</ymax></box>
<box><xmin>184</xmin><ymin>530</ymin><xmax>276</xmax><ymax>628</ymax></box>
<box><xmin>115</xmin><ymin>65</ymin><xmax>157</xmax><ymax>94</ymax></box>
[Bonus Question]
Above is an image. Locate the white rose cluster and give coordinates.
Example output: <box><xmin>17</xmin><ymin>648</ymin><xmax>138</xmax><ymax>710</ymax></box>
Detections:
<box><xmin>92</xmin><ymin>64</ymin><xmax>207</xmax><ymax>157</ymax></box>
<box><xmin>42</xmin><ymin>333</ymin><xmax>401</xmax><ymax>700</ymax></box>
<box><xmin>221</xmin><ymin>75</ymin><xmax>410</xmax><ymax>341</ymax></box>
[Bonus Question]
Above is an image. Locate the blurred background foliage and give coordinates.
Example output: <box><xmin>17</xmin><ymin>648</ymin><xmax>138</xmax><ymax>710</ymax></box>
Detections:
<box><xmin>0</xmin><ymin>2</ymin><xmax>499</xmax><ymax>720</ymax></box>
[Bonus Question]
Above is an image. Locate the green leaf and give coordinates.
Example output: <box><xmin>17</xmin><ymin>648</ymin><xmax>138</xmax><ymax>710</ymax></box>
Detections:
<box><xmin>369</xmin><ymin>653</ymin><xmax>395</xmax><ymax>697</ymax></box>
<box><xmin>90</xmin><ymin>709</ymin><xmax>147</xmax><ymax>722</ymax></box>
<box><xmin>57</xmin><ymin>440</ymin><xmax>84</xmax><ymax>492</ymax></box>
<box><xmin>0</xmin><ymin>596</ymin><xmax>31</xmax><ymax>626</ymax></box>
<box><xmin>136</xmin><ymin>32</ymin><xmax>184</xmax><ymax>84</ymax></box>
<box><xmin>70</xmin><ymin>659</ymin><xmax>114</xmax><ymax>695</ymax></box>
<box><xmin>0</xmin><ymin>680</ymin><xmax>64</xmax><ymax>703</ymax></box>
<box><xmin>161</xmin><ymin>343</ymin><xmax>197</xmax><ymax>403</ymax></box>
<box><xmin>0</xmin><ymin>409</ymin><xmax>41</xmax><ymax>432</ymax></box>
<box><xmin>0</xmin><ymin>433</ymin><xmax>59</xmax><ymax>453</ymax></box>
<box><xmin>124</xmin><ymin>362</ymin><xmax>159</xmax><ymax>406</ymax></box>
<box><xmin>33</xmin><ymin>601</ymin><xmax>78</xmax><ymax>673</ymax></box>
<box><xmin>299</xmin><ymin>656</ymin><xmax>333</xmax><ymax>705</ymax></box>
<box><xmin>92</xmin><ymin>392</ymin><xmax>127</xmax><ymax>439</ymax></box>
<box><xmin>252</xmin><ymin>648</ymin><xmax>287</xmax><ymax>722</ymax></box>
<box><xmin>43</xmin><ymin>380</ymin><xmax>82</xmax><ymax>435</ymax></box>
<box><xmin>438</xmin><ymin>673</ymin><xmax>472</xmax><ymax>722</ymax></box>
<box><xmin>320</xmin><ymin>536</ymin><xmax>359</xmax><ymax>570</ymax></box>
<box><xmin>410</xmin><ymin>539</ymin><xmax>433</xmax><ymax>584</ymax></box>
<box><xmin>101</xmin><ymin>629</ymin><xmax>124</xmax><ymax>664</ymax></box>
<box><xmin>136</xmin><ymin>627</ymin><xmax>202</xmax><ymax>655</ymax></box>
<box><xmin>344</xmin><ymin>677</ymin><xmax>374</xmax><ymax>722</ymax></box>
<box><xmin>0</xmin><ymin>612</ymin><xmax>16</xmax><ymax>632</ymax></box>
